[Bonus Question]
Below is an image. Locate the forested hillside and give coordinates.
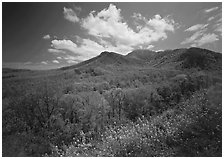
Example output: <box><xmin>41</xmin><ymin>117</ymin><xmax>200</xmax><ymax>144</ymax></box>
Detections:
<box><xmin>2</xmin><ymin>47</ymin><xmax>222</xmax><ymax>157</ymax></box>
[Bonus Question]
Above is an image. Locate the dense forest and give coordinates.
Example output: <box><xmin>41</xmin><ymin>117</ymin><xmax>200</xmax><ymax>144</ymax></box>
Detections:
<box><xmin>2</xmin><ymin>47</ymin><xmax>222</xmax><ymax>157</ymax></box>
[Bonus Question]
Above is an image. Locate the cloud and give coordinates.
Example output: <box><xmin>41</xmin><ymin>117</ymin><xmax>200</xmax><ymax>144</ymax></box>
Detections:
<box><xmin>48</xmin><ymin>48</ymin><xmax>66</xmax><ymax>54</ymax></box>
<box><xmin>181</xmin><ymin>27</ymin><xmax>219</xmax><ymax>47</ymax></box>
<box><xmin>208</xmin><ymin>16</ymin><xmax>215</xmax><ymax>21</ymax></box>
<box><xmin>132</xmin><ymin>12</ymin><xmax>147</xmax><ymax>22</ymax></box>
<box><xmin>41</xmin><ymin>61</ymin><xmax>48</xmax><ymax>65</ymax></box>
<box><xmin>74</xmin><ymin>5</ymin><xmax>82</xmax><ymax>12</ymax></box>
<box><xmin>50</xmin><ymin>39</ymin><xmax>105</xmax><ymax>61</ymax></box>
<box><xmin>24</xmin><ymin>61</ymin><xmax>32</xmax><ymax>65</ymax></box>
<box><xmin>56</xmin><ymin>56</ymin><xmax>63</xmax><ymax>60</ymax></box>
<box><xmin>204</xmin><ymin>6</ymin><xmax>219</xmax><ymax>13</ymax></box>
<box><xmin>181</xmin><ymin>30</ymin><xmax>204</xmax><ymax>45</ymax></box>
<box><xmin>185</xmin><ymin>24</ymin><xmax>208</xmax><ymax>32</ymax></box>
<box><xmin>49</xmin><ymin>4</ymin><xmax>178</xmax><ymax>63</ymax></box>
<box><xmin>43</xmin><ymin>34</ymin><xmax>50</xmax><ymax>40</ymax></box>
<box><xmin>63</xmin><ymin>7</ymin><xmax>80</xmax><ymax>23</ymax></box>
<box><xmin>63</xmin><ymin>55</ymin><xmax>81</xmax><ymax>64</ymax></box>
<box><xmin>81</xmin><ymin>4</ymin><xmax>176</xmax><ymax>47</ymax></box>
<box><xmin>52</xmin><ymin>60</ymin><xmax>59</xmax><ymax>64</ymax></box>
<box><xmin>51</xmin><ymin>39</ymin><xmax>78</xmax><ymax>53</ymax></box>
<box><xmin>146</xmin><ymin>45</ymin><xmax>154</xmax><ymax>49</ymax></box>
<box><xmin>213</xmin><ymin>22</ymin><xmax>222</xmax><ymax>36</ymax></box>
<box><xmin>194</xmin><ymin>33</ymin><xmax>219</xmax><ymax>46</ymax></box>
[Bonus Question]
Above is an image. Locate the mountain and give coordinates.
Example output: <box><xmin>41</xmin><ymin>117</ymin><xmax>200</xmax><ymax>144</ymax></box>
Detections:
<box><xmin>126</xmin><ymin>47</ymin><xmax>221</xmax><ymax>70</ymax></box>
<box><xmin>60</xmin><ymin>47</ymin><xmax>221</xmax><ymax>71</ymax></box>
<box><xmin>60</xmin><ymin>51</ymin><xmax>144</xmax><ymax>70</ymax></box>
<box><xmin>126</xmin><ymin>49</ymin><xmax>156</xmax><ymax>61</ymax></box>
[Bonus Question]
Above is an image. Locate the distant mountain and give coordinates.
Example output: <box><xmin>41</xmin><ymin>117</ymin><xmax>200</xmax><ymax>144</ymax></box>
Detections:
<box><xmin>2</xmin><ymin>68</ymin><xmax>31</xmax><ymax>73</ymax></box>
<box><xmin>177</xmin><ymin>47</ymin><xmax>221</xmax><ymax>70</ymax></box>
<box><xmin>127</xmin><ymin>47</ymin><xmax>221</xmax><ymax>70</ymax></box>
<box><xmin>60</xmin><ymin>47</ymin><xmax>221</xmax><ymax>71</ymax></box>
<box><xmin>60</xmin><ymin>51</ymin><xmax>144</xmax><ymax>70</ymax></box>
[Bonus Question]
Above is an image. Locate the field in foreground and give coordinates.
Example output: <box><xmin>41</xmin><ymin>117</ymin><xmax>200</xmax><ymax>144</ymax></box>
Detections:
<box><xmin>2</xmin><ymin>47</ymin><xmax>222</xmax><ymax>156</ymax></box>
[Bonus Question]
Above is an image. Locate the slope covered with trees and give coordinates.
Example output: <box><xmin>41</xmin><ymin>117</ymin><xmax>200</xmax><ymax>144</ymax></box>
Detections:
<box><xmin>2</xmin><ymin>47</ymin><xmax>222</xmax><ymax>157</ymax></box>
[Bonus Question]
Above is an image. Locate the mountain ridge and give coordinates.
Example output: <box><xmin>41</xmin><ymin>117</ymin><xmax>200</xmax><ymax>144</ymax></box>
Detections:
<box><xmin>60</xmin><ymin>47</ymin><xmax>221</xmax><ymax>71</ymax></box>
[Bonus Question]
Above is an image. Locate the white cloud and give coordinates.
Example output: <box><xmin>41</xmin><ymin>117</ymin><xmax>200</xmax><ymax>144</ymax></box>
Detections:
<box><xmin>52</xmin><ymin>60</ymin><xmax>60</xmax><ymax>64</ymax></box>
<box><xmin>213</xmin><ymin>22</ymin><xmax>222</xmax><ymax>36</ymax></box>
<box><xmin>41</xmin><ymin>61</ymin><xmax>48</xmax><ymax>65</ymax></box>
<box><xmin>181</xmin><ymin>29</ymin><xmax>206</xmax><ymax>45</ymax></box>
<box><xmin>208</xmin><ymin>16</ymin><xmax>215</xmax><ymax>21</ymax></box>
<box><xmin>132</xmin><ymin>12</ymin><xmax>147</xmax><ymax>22</ymax></box>
<box><xmin>43</xmin><ymin>34</ymin><xmax>50</xmax><ymax>40</ymax></box>
<box><xmin>48</xmin><ymin>48</ymin><xmax>66</xmax><ymax>54</ymax></box>
<box><xmin>50</xmin><ymin>4</ymin><xmax>178</xmax><ymax>63</ymax></box>
<box><xmin>81</xmin><ymin>4</ymin><xmax>176</xmax><ymax>47</ymax></box>
<box><xmin>56</xmin><ymin>56</ymin><xmax>63</xmax><ymax>59</ymax></box>
<box><xmin>63</xmin><ymin>55</ymin><xmax>81</xmax><ymax>64</ymax></box>
<box><xmin>63</xmin><ymin>7</ymin><xmax>80</xmax><ymax>23</ymax></box>
<box><xmin>24</xmin><ymin>62</ymin><xmax>32</xmax><ymax>65</ymax></box>
<box><xmin>50</xmin><ymin>39</ymin><xmax>105</xmax><ymax>61</ymax></box>
<box><xmin>51</xmin><ymin>39</ymin><xmax>78</xmax><ymax>53</ymax></box>
<box><xmin>185</xmin><ymin>24</ymin><xmax>208</xmax><ymax>32</ymax></box>
<box><xmin>146</xmin><ymin>45</ymin><xmax>154</xmax><ymax>49</ymax></box>
<box><xmin>74</xmin><ymin>5</ymin><xmax>82</xmax><ymax>12</ymax></box>
<box><xmin>204</xmin><ymin>6</ymin><xmax>219</xmax><ymax>13</ymax></box>
<box><xmin>67</xmin><ymin>60</ymin><xmax>79</xmax><ymax>64</ymax></box>
<box><xmin>181</xmin><ymin>29</ymin><xmax>219</xmax><ymax>47</ymax></box>
<box><xmin>195</xmin><ymin>33</ymin><xmax>219</xmax><ymax>46</ymax></box>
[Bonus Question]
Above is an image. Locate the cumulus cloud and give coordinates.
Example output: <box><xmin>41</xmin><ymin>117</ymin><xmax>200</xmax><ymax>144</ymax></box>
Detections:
<box><xmin>41</xmin><ymin>61</ymin><xmax>48</xmax><ymax>65</ymax></box>
<box><xmin>185</xmin><ymin>24</ymin><xmax>208</xmax><ymax>32</ymax></box>
<box><xmin>51</xmin><ymin>39</ymin><xmax>78</xmax><ymax>53</ymax></box>
<box><xmin>63</xmin><ymin>7</ymin><xmax>80</xmax><ymax>23</ymax></box>
<box><xmin>132</xmin><ymin>12</ymin><xmax>147</xmax><ymax>22</ymax></box>
<box><xmin>204</xmin><ymin>6</ymin><xmax>219</xmax><ymax>13</ymax></box>
<box><xmin>52</xmin><ymin>60</ymin><xmax>60</xmax><ymax>64</ymax></box>
<box><xmin>50</xmin><ymin>39</ymin><xmax>105</xmax><ymax>61</ymax></box>
<box><xmin>81</xmin><ymin>4</ymin><xmax>176</xmax><ymax>47</ymax></box>
<box><xmin>43</xmin><ymin>34</ymin><xmax>50</xmax><ymax>40</ymax></box>
<box><xmin>56</xmin><ymin>56</ymin><xmax>63</xmax><ymax>59</ymax></box>
<box><xmin>146</xmin><ymin>45</ymin><xmax>154</xmax><ymax>49</ymax></box>
<box><xmin>50</xmin><ymin>4</ymin><xmax>178</xmax><ymax>63</ymax></box>
<box><xmin>48</xmin><ymin>48</ymin><xmax>66</xmax><ymax>54</ymax></box>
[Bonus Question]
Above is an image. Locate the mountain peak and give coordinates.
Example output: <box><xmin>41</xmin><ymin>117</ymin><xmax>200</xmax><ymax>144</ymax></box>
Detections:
<box><xmin>100</xmin><ymin>51</ymin><xmax>113</xmax><ymax>55</ymax></box>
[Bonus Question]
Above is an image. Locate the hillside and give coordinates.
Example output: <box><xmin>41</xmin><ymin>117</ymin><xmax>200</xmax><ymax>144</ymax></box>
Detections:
<box><xmin>2</xmin><ymin>47</ymin><xmax>222</xmax><ymax>157</ymax></box>
<box><xmin>60</xmin><ymin>51</ymin><xmax>144</xmax><ymax>71</ymax></box>
<box><xmin>59</xmin><ymin>47</ymin><xmax>222</xmax><ymax>73</ymax></box>
<box><xmin>126</xmin><ymin>47</ymin><xmax>222</xmax><ymax>70</ymax></box>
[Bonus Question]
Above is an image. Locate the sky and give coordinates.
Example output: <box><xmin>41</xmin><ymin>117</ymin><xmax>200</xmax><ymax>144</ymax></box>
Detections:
<box><xmin>2</xmin><ymin>2</ymin><xmax>222</xmax><ymax>70</ymax></box>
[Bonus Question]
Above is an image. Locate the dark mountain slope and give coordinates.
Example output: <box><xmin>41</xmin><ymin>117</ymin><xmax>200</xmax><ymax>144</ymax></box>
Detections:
<box><xmin>59</xmin><ymin>47</ymin><xmax>221</xmax><ymax>72</ymax></box>
<box><xmin>126</xmin><ymin>47</ymin><xmax>221</xmax><ymax>70</ymax></box>
<box><xmin>60</xmin><ymin>51</ymin><xmax>144</xmax><ymax>70</ymax></box>
<box><xmin>176</xmin><ymin>47</ymin><xmax>222</xmax><ymax>70</ymax></box>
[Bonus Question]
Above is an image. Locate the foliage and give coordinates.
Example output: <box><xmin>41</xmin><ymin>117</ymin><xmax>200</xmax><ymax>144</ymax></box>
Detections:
<box><xmin>2</xmin><ymin>53</ymin><xmax>221</xmax><ymax>157</ymax></box>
